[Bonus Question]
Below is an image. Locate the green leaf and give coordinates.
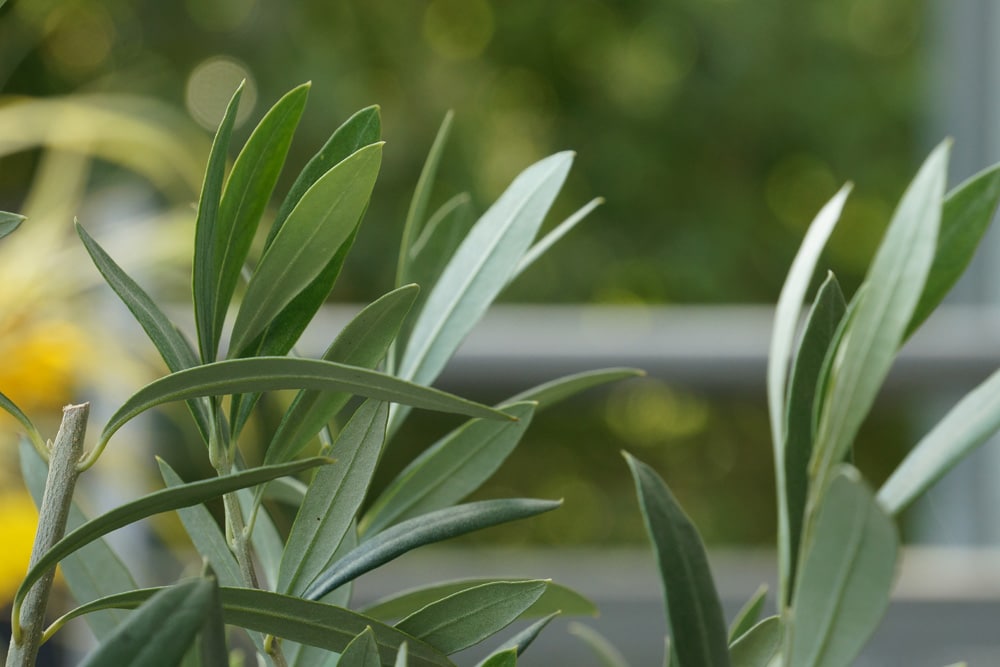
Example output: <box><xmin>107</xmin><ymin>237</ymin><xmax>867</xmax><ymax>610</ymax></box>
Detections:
<box><xmin>513</xmin><ymin>197</ymin><xmax>603</xmax><ymax>278</ymax></box>
<box><xmin>0</xmin><ymin>210</ymin><xmax>25</xmax><ymax>239</ymax></box>
<box><xmin>728</xmin><ymin>584</ymin><xmax>768</xmax><ymax>644</ymax></box>
<box><xmin>567</xmin><ymin>623</ymin><xmax>631</xmax><ymax>667</ymax></box>
<box><xmin>360</xmin><ymin>402</ymin><xmax>536</xmax><ymax>537</ymax></box>
<box><xmin>396</xmin><ymin>643</ymin><xmax>409</xmax><ymax>667</ymax></box>
<box><xmin>477</xmin><ymin>649</ymin><xmax>517</xmax><ymax>667</ymax></box>
<box><xmin>14</xmin><ymin>457</ymin><xmax>329</xmax><ymax>623</ymax></box>
<box><xmin>303</xmin><ymin>498</ymin><xmax>561</xmax><ymax>600</ymax></box>
<box><xmin>2</xmin><ymin>391</ymin><xmax>45</xmax><ymax>455</ymax></box>
<box><xmin>340</xmin><ymin>627</ymin><xmax>381</xmax><ymax>667</ymax></box>
<box><xmin>809</xmin><ymin>141</ymin><xmax>948</xmax><ymax>499</ymax></box>
<box><xmin>78</xmin><ymin>577</ymin><xmax>214</xmax><ymax>667</ymax></box>
<box><xmin>396</xmin><ymin>152</ymin><xmax>575</xmax><ymax>391</ymax></box>
<box><xmin>624</xmin><ymin>452</ymin><xmax>731</xmax><ymax>667</ymax></box>
<box><xmin>51</xmin><ymin>588</ymin><xmax>454</xmax><ymax>667</ymax></box>
<box><xmin>787</xmin><ymin>467</ymin><xmax>897</xmax><ymax>667</ymax></box>
<box><xmin>211</xmin><ymin>83</ymin><xmax>310</xmax><ymax>352</ymax></box>
<box><xmin>266</xmin><ymin>106</ymin><xmax>382</xmax><ymax>249</ymax></box>
<box><xmin>407</xmin><ymin>193</ymin><xmax>475</xmax><ymax>296</ymax></box>
<box><xmin>396</xmin><ymin>580</ymin><xmax>548</xmax><ymax>655</ymax></box>
<box><xmin>21</xmin><ymin>440</ymin><xmax>138</xmax><ymax>639</ymax></box>
<box><xmin>766</xmin><ymin>185</ymin><xmax>851</xmax><ymax>605</ymax></box>
<box><xmin>487</xmin><ymin>611</ymin><xmax>558</xmax><ymax>659</ymax></box>
<box><xmin>507</xmin><ymin>367</ymin><xmax>645</xmax><ymax>410</ymax></box>
<box><xmin>783</xmin><ymin>274</ymin><xmax>845</xmax><ymax>604</ymax></box>
<box><xmin>878</xmin><ymin>364</ymin><xmax>1000</xmax><ymax>514</ymax></box>
<box><xmin>265</xmin><ymin>285</ymin><xmax>418</xmax><ymax>466</ymax></box>
<box><xmin>158</xmin><ymin>459</ymin><xmax>243</xmax><ymax>587</ymax></box>
<box><xmin>230</xmin><ymin>142</ymin><xmax>383</xmax><ymax>356</ymax></box>
<box><xmin>906</xmin><ymin>162</ymin><xmax>1000</xmax><ymax>337</ymax></box>
<box><xmin>199</xmin><ymin>569</ymin><xmax>230</xmax><ymax>667</ymax></box>
<box><xmin>392</xmin><ymin>193</ymin><xmax>474</xmax><ymax>374</ymax></box>
<box><xmin>279</xmin><ymin>400</ymin><xmax>389</xmax><ymax>596</ymax></box>
<box><xmin>362</xmin><ymin>579</ymin><xmax>596</xmax><ymax>622</ymax></box>
<box><xmin>729</xmin><ymin>617</ymin><xmax>782</xmax><ymax>667</ymax></box>
<box><xmin>99</xmin><ymin>357</ymin><xmax>514</xmax><ymax>454</ymax></box>
<box><xmin>76</xmin><ymin>221</ymin><xmax>212</xmax><ymax>442</ymax></box>
<box><xmin>193</xmin><ymin>83</ymin><xmax>244</xmax><ymax>363</ymax></box>
<box><xmin>397</xmin><ymin>110</ymin><xmax>455</xmax><ymax>288</ymax></box>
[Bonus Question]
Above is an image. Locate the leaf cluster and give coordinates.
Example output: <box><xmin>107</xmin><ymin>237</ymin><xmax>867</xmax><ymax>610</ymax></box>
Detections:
<box><xmin>571</xmin><ymin>143</ymin><xmax>1000</xmax><ymax>666</ymax></box>
<box><xmin>0</xmin><ymin>84</ymin><xmax>635</xmax><ymax>666</ymax></box>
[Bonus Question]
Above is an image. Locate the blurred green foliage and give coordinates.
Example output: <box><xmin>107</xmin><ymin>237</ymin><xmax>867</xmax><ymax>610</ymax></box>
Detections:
<box><xmin>1</xmin><ymin>0</ymin><xmax>924</xmax><ymax>304</ymax></box>
<box><xmin>0</xmin><ymin>0</ymin><xmax>926</xmax><ymax>546</ymax></box>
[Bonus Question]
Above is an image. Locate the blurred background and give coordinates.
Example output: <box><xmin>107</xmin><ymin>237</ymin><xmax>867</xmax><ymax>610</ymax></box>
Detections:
<box><xmin>2</xmin><ymin>0</ymin><xmax>1000</xmax><ymax>663</ymax></box>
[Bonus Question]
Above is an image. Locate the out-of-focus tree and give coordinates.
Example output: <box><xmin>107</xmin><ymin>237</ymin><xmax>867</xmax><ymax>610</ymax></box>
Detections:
<box><xmin>1</xmin><ymin>0</ymin><xmax>924</xmax><ymax>304</ymax></box>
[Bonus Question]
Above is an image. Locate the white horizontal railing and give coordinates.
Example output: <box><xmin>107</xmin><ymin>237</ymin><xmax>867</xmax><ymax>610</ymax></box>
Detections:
<box><xmin>299</xmin><ymin>303</ymin><xmax>1000</xmax><ymax>394</ymax></box>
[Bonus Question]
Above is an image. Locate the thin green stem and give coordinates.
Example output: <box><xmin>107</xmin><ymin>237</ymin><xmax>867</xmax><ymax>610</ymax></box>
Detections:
<box><xmin>7</xmin><ymin>403</ymin><xmax>89</xmax><ymax>667</ymax></box>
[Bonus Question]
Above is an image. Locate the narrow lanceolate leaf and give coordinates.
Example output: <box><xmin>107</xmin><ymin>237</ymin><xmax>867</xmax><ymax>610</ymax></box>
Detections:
<box><xmin>13</xmin><ymin>458</ymin><xmax>329</xmax><ymax>622</ymax></box>
<box><xmin>397</xmin><ymin>152</ymin><xmax>575</xmax><ymax>391</ymax></box>
<box><xmin>768</xmin><ymin>185</ymin><xmax>852</xmax><ymax>457</ymax></box>
<box><xmin>0</xmin><ymin>210</ymin><xmax>25</xmax><ymax>239</ymax></box>
<box><xmin>266</xmin><ymin>106</ymin><xmax>382</xmax><ymax>249</ymax></box>
<box><xmin>21</xmin><ymin>441</ymin><xmax>138</xmax><ymax>639</ymax></box>
<box><xmin>360</xmin><ymin>402</ymin><xmax>536</xmax><ymax>537</ymax></box>
<box><xmin>199</xmin><ymin>570</ymin><xmax>229</xmax><ymax>667</ymax></box>
<box><xmin>279</xmin><ymin>400</ymin><xmax>389</xmax><ymax>596</ymax></box>
<box><xmin>76</xmin><ymin>222</ymin><xmax>212</xmax><ymax>441</ymax></box>
<box><xmin>783</xmin><ymin>273</ymin><xmax>845</xmax><ymax>604</ymax></box>
<box><xmin>158</xmin><ymin>460</ymin><xmax>242</xmax><ymax>587</ymax></box>
<box><xmin>788</xmin><ymin>467</ymin><xmax>898</xmax><ymax>667</ymax></box>
<box><xmin>906</xmin><ymin>162</ymin><xmax>1000</xmax><ymax>338</ymax></box>
<box><xmin>624</xmin><ymin>452</ymin><xmax>731</xmax><ymax>667</ymax></box>
<box><xmin>393</xmin><ymin>193</ymin><xmax>474</xmax><ymax>374</ymax></box>
<box><xmin>52</xmin><ymin>588</ymin><xmax>454</xmax><ymax>667</ymax></box>
<box><xmin>397</xmin><ymin>110</ymin><xmax>455</xmax><ymax>287</ymax></box>
<box><xmin>211</xmin><ymin>83</ymin><xmax>310</xmax><ymax>351</ymax></box>
<box><xmin>340</xmin><ymin>627</ymin><xmax>381</xmax><ymax>667</ymax></box>
<box><xmin>78</xmin><ymin>578</ymin><xmax>214</xmax><ymax>667</ymax></box>
<box><xmin>728</xmin><ymin>584</ymin><xmax>768</xmax><ymax>644</ymax></box>
<box><xmin>766</xmin><ymin>185</ymin><xmax>850</xmax><ymax>607</ymax></box>
<box><xmin>489</xmin><ymin>612</ymin><xmax>559</xmax><ymax>658</ymax></box>
<box><xmin>507</xmin><ymin>368</ymin><xmax>645</xmax><ymax>410</ymax></box>
<box><xmin>477</xmin><ymin>649</ymin><xmax>517</xmax><ymax>667</ymax></box>
<box><xmin>878</xmin><ymin>364</ymin><xmax>1000</xmax><ymax>515</ymax></box>
<box><xmin>265</xmin><ymin>285</ymin><xmax>418</xmax><ymax>466</ymax></box>
<box><xmin>810</xmin><ymin>141</ymin><xmax>949</xmax><ymax>500</ymax></box>
<box><xmin>567</xmin><ymin>623</ymin><xmax>632</xmax><ymax>667</ymax></box>
<box><xmin>230</xmin><ymin>142</ymin><xmax>383</xmax><ymax>356</ymax></box>
<box><xmin>513</xmin><ymin>197</ymin><xmax>603</xmax><ymax>278</ymax></box>
<box><xmin>303</xmin><ymin>499</ymin><xmax>561</xmax><ymax>601</ymax></box>
<box><xmin>2</xmin><ymin>391</ymin><xmax>45</xmax><ymax>455</ymax></box>
<box><xmin>729</xmin><ymin>617</ymin><xmax>782</xmax><ymax>667</ymax></box>
<box><xmin>362</xmin><ymin>579</ymin><xmax>596</xmax><ymax>622</ymax></box>
<box><xmin>396</xmin><ymin>581</ymin><xmax>548</xmax><ymax>655</ymax></box>
<box><xmin>406</xmin><ymin>193</ymin><xmax>475</xmax><ymax>295</ymax></box>
<box><xmin>101</xmin><ymin>356</ymin><xmax>513</xmax><ymax>448</ymax></box>
<box><xmin>193</xmin><ymin>83</ymin><xmax>243</xmax><ymax>363</ymax></box>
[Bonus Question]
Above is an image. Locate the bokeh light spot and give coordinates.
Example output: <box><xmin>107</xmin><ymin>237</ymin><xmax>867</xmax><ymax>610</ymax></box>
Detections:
<box><xmin>185</xmin><ymin>57</ymin><xmax>258</xmax><ymax>130</ymax></box>
<box><xmin>42</xmin><ymin>2</ymin><xmax>116</xmax><ymax>80</ymax></box>
<box><xmin>423</xmin><ymin>0</ymin><xmax>495</xmax><ymax>61</ymax></box>
<box><xmin>604</xmin><ymin>379</ymin><xmax>710</xmax><ymax>448</ymax></box>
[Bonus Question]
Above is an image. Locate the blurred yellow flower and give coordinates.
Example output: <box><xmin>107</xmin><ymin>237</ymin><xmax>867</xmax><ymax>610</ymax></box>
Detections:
<box><xmin>0</xmin><ymin>318</ymin><xmax>90</xmax><ymax>420</ymax></box>
<box><xmin>0</xmin><ymin>491</ymin><xmax>38</xmax><ymax>604</ymax></box>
